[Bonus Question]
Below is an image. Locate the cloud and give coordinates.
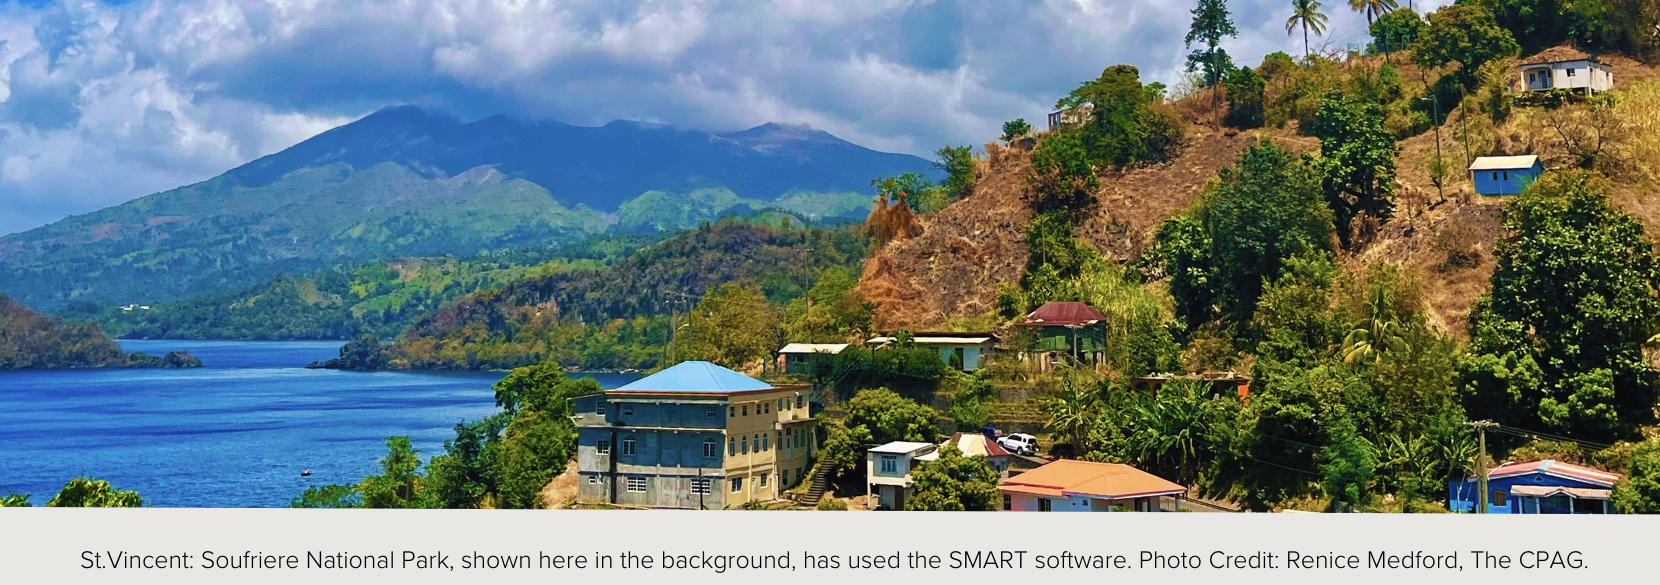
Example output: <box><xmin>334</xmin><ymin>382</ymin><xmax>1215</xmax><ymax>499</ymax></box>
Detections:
<box><xmin>0</xmin><ymin>0</ymin><xmax>1451</xmax><ymax>235</ymax></box>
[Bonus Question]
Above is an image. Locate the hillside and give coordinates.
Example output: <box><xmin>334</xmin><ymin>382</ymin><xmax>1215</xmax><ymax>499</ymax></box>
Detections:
<box><xmin>0</xmin><ymin>294</ymin><xmax>199</xmax><ymax>369</ymax></box>
<box><xmin>859</xmin><ymin>46</ymin><xmax>1660</xmax><ymax>340</ymax></box>
<box><xmin>390</xmin><ymin>219</ymin><xmax>872</xmax><ymax>370</ymax></box>
<box><xmin>0</xmin><ymin>107</ymin><xmax>931</xmax><ymax>311</ymax></box>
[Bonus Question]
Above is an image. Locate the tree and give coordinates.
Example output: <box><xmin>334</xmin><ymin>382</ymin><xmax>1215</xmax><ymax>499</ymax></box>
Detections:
<box><xmin>1309</xmin><ymin>91</ymin><xmax>1398</xmax><ymax>249</ymax></box>
<box><xmin>871</xmin><ymin>172</ymin><xmax>944</xmax><ymax>215</ymax></box>
<box><xmin>421</xmin><ymin>416</ymin><xmax>508</xmax><ymax>509</ymax></box>
<box><xmin>1348</xmin><ymin>0</ymin><xmax>1397</xmax><ymax>26</ymax></box>
<box><xmin>1287</xmin><ymin>0</ymin><xmax>1330</xmax><ymax>57</ymax></box>
<box><xmin>677</xmin><ymin>282</ymin><xmax>782</xmax><ymax>370</ymax></box>
<box><xmin>935</xmin><ymin>145</ymin><xmax>977</xmax><ymax>203</ymax></box>
<box><xmin>1613</xmin><ymin>439</ymin><xmax>1660</xmax><ymax>513</ymax></box>
<box><xmin>360</xmin><ymin>437</ymin><xmax>423</xmax><ymax>508</ymax></box>
<box><xmin>1224</xmin><ymin>65</ymin><xmax>1266</xmax><ymax>129</ymax></box>
<box><xmin>1001</xmin><ymin>119</ymin><xmax>1033</xmax><ymax>144</ymax></box>
<box><xmin>905</xmin><ymin>444</ymin><xmax>1002</xmax><ymax>511</ymax></box>
<box><xmin>844</xmin><ymin>388</ymin><xmax>936</xmax><ymax>445</ymax></box>
<box><xmin>1</xmin><ymin>491</ymin><xmax>30</xmax><ymax>507</ymax></box>
<box><xmin>289</xmin><ymin>484</ymin><xmax>362</xmax><ymax>508</ymax></box>
<box><xmin>46</xmin><ymin>478</ymin><xmax>142</xmax><ymax>507</ymax></box>
<box><xmin>1413</xmin><ymin>4</ymin><xmax>1521</xmax><ymax>88</ymax></box>
<box><xmin>1186</xmin><ymin>0</ymin><xmax>1240</xmax><ymax>126</ymax></box>
<box><xmin>1464</xmin><ymin>171</ymin><xmax>1660</xmax><ymax>438</ymax></box>
<box><xmin>1042</xmin><ymin>374</ymin><xmax>1099</xmax><ymax>453</ymax></box>
<box><xmin>494</xmin><ymin>409</ymin><xmax>574</xmax><ymax>509</ymax></box>
<box><xmin>1124</xmin><ymin>380</ymin><xmax>1224</xmax><ymax>485</ymax></box>
<box><xmin>1320</xmin><ymin>417</ymin><xmax>1377</xmax><ymax>511</ymax></box>
<box><xmin>1340</xmin><ymin>284</ymin><xmax>1408</xmax><ymax>364</ymax></box>
<box><xmin>1369</xmin><ymin>7</ymin><xmax>1423</xmax><ymax>54</ymax></box>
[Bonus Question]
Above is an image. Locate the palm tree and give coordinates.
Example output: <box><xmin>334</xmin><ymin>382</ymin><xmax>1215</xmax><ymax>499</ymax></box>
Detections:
<box><xmin>1341</xmin><ymin>285</ymin><xmax>1409</xmax><ymax>364</ymax></box>
<box><xmin>1349</xmin><ymin>0</ymin><xmax>1398</xmax><ymax>27</ymax></box>
<box><xmin>1041</xmin><ymin>373</ymin><xmax>1098</xmax><ymax>456</ymax></box>
<box><xmin>1286</xmin><ymin>0</ymin><xmax>1329</xmax><ymax>57</ymax></box>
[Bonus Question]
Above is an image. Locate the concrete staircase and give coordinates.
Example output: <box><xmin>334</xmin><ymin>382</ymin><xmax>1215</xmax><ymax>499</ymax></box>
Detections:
<box><xmin>799</xmin><ymin>463</ymin><xmax>833</xmax><ymax>507</ymax></box>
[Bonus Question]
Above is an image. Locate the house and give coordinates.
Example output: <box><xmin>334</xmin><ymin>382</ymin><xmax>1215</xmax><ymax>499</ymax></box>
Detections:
<box><xmin>1047</xmin><ymin>104</ymin><xmax>1094</xmax><ymax>130</ymax></box>
<box><xmin>1131</xmin><ymin>371</ymin><xmax>1250</xmax><ymax>401</ymax></box>
<box><xmin>1448</xmin><ymin>460</ymin><xmax>1621</xmax><ymax>514</ymax></box>
<box><xmin>1519</xmin><ymin>51</ymin><xmax>1614</xmax><ymax>94</ymax></box>
<box><xmin>865</xmin><ymin>332</ymin><xmax>997</xmax><ymax>371</ymax></box>
<box><xmin>572</xmin><ymin>361</ymin><xmax>817</xmax><ymax>509</ymax></box>
<box><xmin>935</xmin><ymin>432</ymin><xmax>1012</xmax><ymax>477</ymax></box>
<box><xmin>1469</xmin><ymin>155</ymin><xmax>1543</xmax><ymax>196</ymax></box>
<box><xmin>866</xmin><ymin>441</ymin><xmax>937</xmax><ymax>510</ymax></box>
<box><xmin>776</xmin><ymin>343</ymin><xmax>848</xmax><ymax>375</ymax></box>
<box><xmin>1022</xmin><ymin>302</ymin><xmax>1108</xmax><ymax>371</ymax></box>
<box><xmin>998</xmin><ymin>459</ymin><xmax>1186</xmax><ymax>512</ymax></box>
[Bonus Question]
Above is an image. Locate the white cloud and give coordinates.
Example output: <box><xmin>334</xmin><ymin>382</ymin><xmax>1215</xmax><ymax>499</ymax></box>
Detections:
<box><xmin>0</xmin><ymin>0</ymin><xmax>1454</xmax><ymax>235</ymax></box>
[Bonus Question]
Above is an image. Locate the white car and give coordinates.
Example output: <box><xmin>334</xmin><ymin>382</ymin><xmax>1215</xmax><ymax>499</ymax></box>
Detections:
<box><xmin>998</xmin><ymin>433</ymin><xmax>1038</xmax><ymax>456</ymax></box>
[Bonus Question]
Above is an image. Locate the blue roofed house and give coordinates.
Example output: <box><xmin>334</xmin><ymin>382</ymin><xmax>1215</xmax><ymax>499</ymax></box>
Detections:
<box><xmin>1448</xmin><ymin>460</ymin><xmax>1622</xmax><ymax>514</ymax></box>
<box><xmin>1469</xmin><ymin>155</ymin><xmax>1543</xmax><ymax>196</ymax></box>
<box><xmin>572</xmin><ymin>361</ymin><xmax>817</xmax><ymax>509</ymax></box>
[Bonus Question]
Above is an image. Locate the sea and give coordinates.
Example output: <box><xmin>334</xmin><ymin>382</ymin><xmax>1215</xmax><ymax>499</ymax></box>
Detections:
<box><xmin>0</xmin><ymin>340</ymin><xmax>640</xmax><ymax>508</ymax></box>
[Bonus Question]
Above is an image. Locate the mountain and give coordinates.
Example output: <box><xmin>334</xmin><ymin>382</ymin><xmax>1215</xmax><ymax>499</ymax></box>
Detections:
<box><xmin>0</xmin><ymin>107</ymin><xmax>931</xmax><ymax>311</ymax></box>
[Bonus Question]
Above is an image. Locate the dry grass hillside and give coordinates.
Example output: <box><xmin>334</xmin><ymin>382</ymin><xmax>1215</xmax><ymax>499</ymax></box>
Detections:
<box><xmin>859</xmin><ymin>46</ymin><xmax>1660</xmax><ymax>339</ymax></box>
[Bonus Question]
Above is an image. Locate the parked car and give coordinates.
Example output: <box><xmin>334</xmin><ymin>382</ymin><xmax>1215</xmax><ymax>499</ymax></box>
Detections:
<box><xmin>998</xmin><ymin>433</ymin><xmax>1038</xmax><ymax>456</ymax></box>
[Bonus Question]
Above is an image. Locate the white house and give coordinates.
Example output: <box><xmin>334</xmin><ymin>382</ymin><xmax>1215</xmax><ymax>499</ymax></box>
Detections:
<box><xmin>1520</xmin><ymin>54</ymin><xmax>1614</xmax><ymax>94</ymax></box>
<box><xmin>865</xmin><ymin>441</ymin><xmax>936</xmax><ymax>510</ymax></box>
<box><xmin>866</xmin><ymin>332</ymin><xmax>996</xmax><ymax>371</ymax></box>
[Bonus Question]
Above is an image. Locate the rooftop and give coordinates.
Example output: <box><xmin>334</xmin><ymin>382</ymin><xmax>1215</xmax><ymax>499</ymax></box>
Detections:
<box><xmin>1479</xmin><ymin>459</ymin><xmax>1621</xmax><ymax>488</ymax></box>
<box><xmin>1023</xmin><ymin>302</ymin><xmax>1108</xmax><ymax>327</ymax></box>
<box><xmin>1520</xmin><ymin>46</ymin><xmax>1594</xmax><ymax>65</ymax></box>
<box><xmin>869</xmin><ymin>441</ymin><xmax>937</xmax><ymax>455</ymax></box>
<box><xmin>1468</xmin><ymin>155</ymin><xmax>1539</xmax><ymax>171</ymax></box>
<box><xmin>867</xmin><ymin>334</ymin><xmax>994</xmax><ymax>345</ymax></box>
<box><xmin>999</xmin><ymin>459</ymin><xmax>1186</xmax><ymax>500</ymax></box>
<box><xmin>778</xmin><ymin>343</ymin><xmax>849</xmax><ymax>354</ymax></box>
<box><xmin>612</xmin><ymin>361</ymin><xmax>773</xmax><ymax>393</ymax></box>
<box><xmin>945</xmin><ymin>433</ymin><xmax>1011</xmax><ymax>459</ymax></box>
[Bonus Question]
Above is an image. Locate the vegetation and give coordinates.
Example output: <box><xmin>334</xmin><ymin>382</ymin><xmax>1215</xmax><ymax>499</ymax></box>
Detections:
<box><xmin>821</xmin><ymin>389</ymin><xmax>937</xmax><ymax>476</ymax></box>
<box><xmin>1613</xmin><ymin>440</ymin><xmax>1660</xmax><ymax>513</ymax></box>
<box><xmin>46</xmin><ymin>478</ymin><xmax>143</xmax><ymax>507</ymax></box>
<box><xmin>675</xmin><ymin>283</ymin><xmax>782</xmax><ymax>370</ymax></box>
<box><xmin>0</xmin><ymin>294</ymin><xmax>203</xmax><ymax>369</ymax></box>
<box><xmin>1001</xmin><ymin>119</ymin><xmax>1032</xmax><ymax>144</ymax></box>
<box><xmin>1285</xmin><ymin>0</ymin><xmax>1329</xmax><ymax>57</ymax></box>
<box><xmin>1413</xmin><ymin>4</ymin><xmax>1520</xmax><ymax>89</ymax></box>
<box><xmin>905</xmin><ymin>444</ymin><xmax>1002</xmax><ymax>511</ymax></box>
<box><xmin>1309</xmin><ymin>90</ymin><xmax>1399</xmax><ymax>248</ymax></box>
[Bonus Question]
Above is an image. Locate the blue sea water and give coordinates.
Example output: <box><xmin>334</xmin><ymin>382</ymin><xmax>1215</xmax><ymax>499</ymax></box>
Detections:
<box><xmin>0</xmin><ymin>340</ymin><xmax>639</xmax><ymax>508</ymax></box>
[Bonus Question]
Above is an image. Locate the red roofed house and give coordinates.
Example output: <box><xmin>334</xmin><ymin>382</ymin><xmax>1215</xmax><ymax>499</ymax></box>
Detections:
<box><xmin>1022</xmin><ymin>302</ymin><xmax>1108</xmax><ymax>372</ymax></box>
<box><xmin>998</xmin><ymin>459</ymin><xmax>1186</xmax><ymax>512</ymax></box>
<box><xmin>1448</xmin><ymin>459</ymin><xmax>1621</xmax><ymax>514</ymax></box>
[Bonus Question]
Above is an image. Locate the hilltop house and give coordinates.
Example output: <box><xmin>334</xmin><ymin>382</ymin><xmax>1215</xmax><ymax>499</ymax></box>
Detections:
<box><xmin>1022</xmin><ymin>302</ymin><xmax>1108</xmax><ymax>371</ymax></box>
<box><xmin>1448</xmin><ymin>460</ymin><xmax>1621</xmax><ymax>514</ymax></box>
<box><xmin>865</xmin><ymin>332</ymin><xmax>997</xmax><ymax>372</ymax></box>
<box><xmin>572</xmin><ymin>361</ymin><xmax>817</xmax><ymax>509</ymax></box>
<box><xmin>866</xmin><ymin>441</ymin><xmax>938</xmax><ymax>510</ymax></box>
<box><xmin>776</xmin><ymin>343</ymin><xmax>848</xmax><ymax>375</ymax></box>
<box><xmin>1520</xmin><ymin>51</ymin><xmax>1614</xmax><ymax>94</ymax></box>
<box><xmin>1047</xmin><ymin>104</ymin><xmax>1094</xmax><ymax>130</ymax></box>
<box><xmin>998</xmin><ymin>459</ymin><xmax>1186</xmax><ymax>512</ymax></box>
<box><xmin>1469</xmin><ymin>155</ymin><xmax>1543</xmax><ymax>196</ymax></box>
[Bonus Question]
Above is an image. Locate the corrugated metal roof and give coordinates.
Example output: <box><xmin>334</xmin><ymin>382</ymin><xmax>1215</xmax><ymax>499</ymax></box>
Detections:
<box><xmin>867</xmin><ymin>336</ymin><xmax>994</xmax><ymax>345</ymax></box>
<box><xmin>1510</xmin><ymin>485</ymin><xmax>1613</xmax><ymax>499</ymax></box>
<box><xmin>1480</xmin><ymin>459</ymin><xmax>1621</xmax><ymax>487</ymax></box>
<box><xmin>869</xmin><ymin>441</ymin><xmax>937</xmax><ymax>454</ymax></box>
<box><xmin>1468</xmin><ymin>155</ymin><xmax>1539</xmax><ymax>171</ymax></box>
<box><xmin>1022</xmin><ymin>302</ymin><xmax>1108</xmax><ymax>327</ymax></box>
<box><xmin>947</xmin><ymin>432</ymin><xmax>1011</xmax><ymax>458</ymax></box>
<box><xmin>778</xmin><ymin>343</ymin><xmax>849</xmax><ymax>354</ymax></box>
<box><xmin>613</xmin><ymin>361</ymin><xmax>772</xmax><ymax>393</ymax></box>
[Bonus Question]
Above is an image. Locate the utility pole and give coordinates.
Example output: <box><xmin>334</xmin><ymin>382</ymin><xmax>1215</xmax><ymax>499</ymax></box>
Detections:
<box><xmin>1470</xmin><ymin>420</ymin><xmax>1497</xmax><ymax>513</ymax></box>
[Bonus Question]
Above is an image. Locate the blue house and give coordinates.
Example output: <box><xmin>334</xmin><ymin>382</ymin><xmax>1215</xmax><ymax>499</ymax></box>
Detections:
<box><xmin>1469</xmin><ymin>155</ymin><xmax>1543</xmax><ymax>196</ymax></box>
<box><xmin>1448</xmin><ymin>460</ymin><xmax>1621</xmax><ymax>514</ymax></box>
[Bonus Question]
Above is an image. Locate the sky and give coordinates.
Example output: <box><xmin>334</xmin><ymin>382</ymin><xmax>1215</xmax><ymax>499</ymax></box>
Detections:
<box><xmin>0</xmin><ymin>0</ymin><xmax>1453</xmax><ymax>236</ymax></box>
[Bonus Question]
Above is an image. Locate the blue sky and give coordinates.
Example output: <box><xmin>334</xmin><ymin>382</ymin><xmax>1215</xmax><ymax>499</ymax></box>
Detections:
<box><xmin>0</xmin><ymin>0</ymin><xmax>1450</xmax><ymax>236</ymax></box>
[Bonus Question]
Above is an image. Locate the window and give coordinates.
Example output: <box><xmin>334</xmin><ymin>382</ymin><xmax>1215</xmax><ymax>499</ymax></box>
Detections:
<box><xmin>762</xmin><ymin>434</ymin><xmax>770</xmax><ymax>452</ymax></box>
<box><xmin>1003</xmin><ymin>494</ymin><xmax>1012</xmax><ymax>511</ymax></box>
<box><xmin>706</xmin><ymin>406</ymin><xmax>717</xmax><ymax>418</ymax></box>
<box><xmin>691</xmin><ymin>478</ymin><xmax>712</xmax><ymax>495</ymax></box>
<box><xmin>1502</xmin><ymin>171</ymin><xmax>1508</xmax><ymax>180</ymax></box>
<box><xmin>741</xmin><ymin>405</ymin><xmax>748</xmax><ymax>416</ymax></box>
<box><xmin>759</xmin><ymin>474</ymin><xmax>769</xmax><ymax>488</ymax></box>
<box><xmin>729</xmin><ymin>437</ymin><xmax>737</xmax><ymax>455</ymax></box>
<box><xmin>1039</xmin><ymin>498</ymin><xmax>1053</xmax><ymax>512</ymax></box>
<box><xmin>1492</xmin><ymin>172</ymin><xmax>1499</xmax><ymax>181</ymax></box>
<box><xmin>622</xmin><ymin>437</ymin><xmax>636</xmax><ymax>456</ymax></box>
<box><xmin>783</xmin><ymin>469</ymin><xmax>791</xmax><ymax>485</ymax></box>
<box><xmin>597</xmin><ymin>440</ymin><xmax>611</xmax><ymax>454</ymax></box>
<box><xmin>596</xmin><ymin>402</ymin><xmax>607</xmax><ymax>415</ymax></box>
<box><xmin>588</xmin><ymin>475</ymin><xmax>601</xmax><ymax>485</ymax></box>
<box><xmin>1567</xmin><ymin>68</ymin><xmax>1576</xmax><ymax>77</ymax></box>
<box><xmin>704</xmin><ymin>438</ymin><xmax>719</xmax><ymax>458</ymax></box>
<box><xmin>796</xmin><ymin>395</ymin><xmax>803</xmax><ymax>409</ymax></box>
<box><xmin>621</xmin><ymin>403</ymin><xmax>634</xmax><ymax>416</ymax></box>
<box><xmin>741</xmin><ymin>436</ymin><xmax>749</xmax><ymax>454</ymax></box>
<box><xmin>880</xmin><ymin>455</ymin><xmax>898</xmax><ymax>474</ymax></box>
<box><xmin>731</xmin><ymin>477</ymin><xmax>743</xmax><ymax>493</ymax></box>
<box><xmin>627</xmin><ymin>477</ymin><xmax>646</xmax><ymax>493</ymax></box>
<box><xmin>750</xmin><ymin>435</ymin><xmax>759</xmax><ymax>453</ymax></box>
<box><xmin>730</xmin><ymin>406</ymin><xmax>736</xmax><ymax>417</ymax></box>
<box><xmin>1491</xmin><ymin>489</ymin><xmax>1508</xmax><ymax>507</ymax></box>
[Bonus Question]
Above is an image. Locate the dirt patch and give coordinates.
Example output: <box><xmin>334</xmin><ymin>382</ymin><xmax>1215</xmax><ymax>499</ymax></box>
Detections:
<box><xmin>540</xmin><ymin>458</ymin><xmax>580</xmax><ymax>509</ymax></box>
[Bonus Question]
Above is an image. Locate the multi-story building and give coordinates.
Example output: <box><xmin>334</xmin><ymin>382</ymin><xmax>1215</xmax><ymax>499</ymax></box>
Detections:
<box><xmin>572</xmin><ymin>361</ymin><xmax>817</xmax><ymax>509</ymax></box>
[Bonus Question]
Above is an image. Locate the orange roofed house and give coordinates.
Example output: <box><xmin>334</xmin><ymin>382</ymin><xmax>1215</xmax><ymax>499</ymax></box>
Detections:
<box><xmin>999</xmin><ymin>459</ymin><xmax>1186</xmax><ymax>512</ymax></box>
